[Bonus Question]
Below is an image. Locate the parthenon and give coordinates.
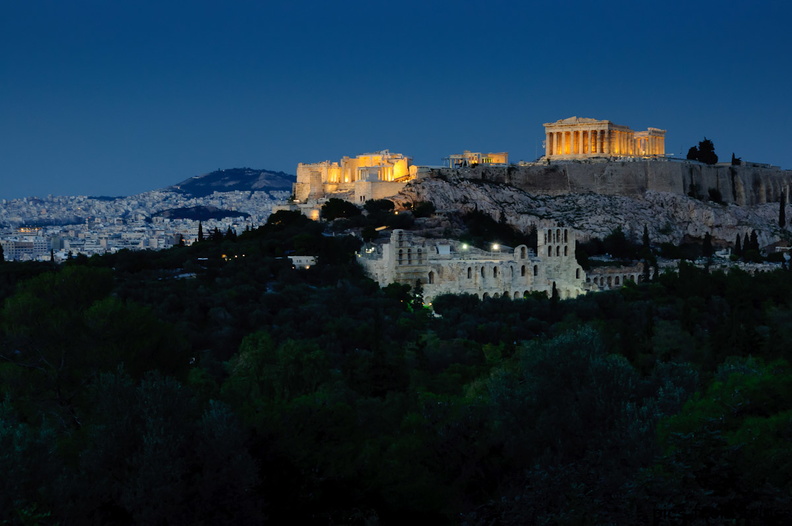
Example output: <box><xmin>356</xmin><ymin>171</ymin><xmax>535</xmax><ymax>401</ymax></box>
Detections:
<box><xmin>543</xmin><ymin>116</ymin><xmax>665</xmax><ymax>160</ymax></box>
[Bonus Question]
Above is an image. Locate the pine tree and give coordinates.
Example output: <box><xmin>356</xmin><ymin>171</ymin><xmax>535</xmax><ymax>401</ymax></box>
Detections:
<box><xmin>780</xmin><ymin>190</ymin><xmax>787</xmax><ymax>228</ymax></box>
<box><xmin>198</xmin><ymin>221</ymin><xmax>204</xmax><ymax>242</ymax></box>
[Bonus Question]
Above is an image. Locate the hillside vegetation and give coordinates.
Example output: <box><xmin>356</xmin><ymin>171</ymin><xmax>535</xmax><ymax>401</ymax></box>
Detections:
<box><xmin>1</xmin><ymin>211</ymin><xmax>792</xmax><ymax>524</ymax></box>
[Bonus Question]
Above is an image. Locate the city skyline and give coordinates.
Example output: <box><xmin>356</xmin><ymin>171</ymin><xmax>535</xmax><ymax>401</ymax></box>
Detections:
<box><xmin>2</xmin><ymin>0</ymin><xmax>791</xmax><ymax>200</ymax></box>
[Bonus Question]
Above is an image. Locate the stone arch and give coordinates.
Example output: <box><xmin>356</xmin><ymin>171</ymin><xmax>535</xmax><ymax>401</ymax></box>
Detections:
<box><xmin>564</xmin><ymin>229</ymin><xmax>568</xmax><ymax>243</ymax></box>
<box><xmin>514</xmin><ymin>291</ymin><xmax>520</xmax><ymax>299</ymax></box>
<box><xmin>510</xmin><ymin>266</ymin><xmax>514</xmax><ymax>277</ymax></box>
<box><xmin>407</xmin><ymin>248</ymin><xmax>412</xmax><ymax>264</ymax></box>
<box><xmin>615</xmin><ymin>276</ymin><xmax>620</xmax><ymax>286</ymax></box>
<box><xmin>493</xmin><ymin>292</ymin><xmax>500</xmax><ymax>298</ymax></box>
<box><xmin>417</xmin><ymin>248</ymin><xmax>422</xmax><ymax>263</ymax></box>
<box><xmin>467</xmin><ymin>267</ymin><xmax>472</xmax><ymax>279</ymax></box>
<box><xmin>533</xmin><ymin>265</ymin><xmax>538</xmax><ymax>276</ymax></box>
<box><xmin>481</xmin><ymin>267</ymin><xmax>485</xmax><ymax>278</ymax></box>
<box><xmin>483</xmin><ymin>292</ymin><xmax>490</xmax><ymax>299</ymax></box>
<box><xmin>520</xmin><ymin>246</ymin><xmax>527</xmax><ymax>259</ymax></box>
<box><xmin>548</xmin><ymin>246</ymin><xmax>552</xmax><ymax>257</ymax></box>
<box><xmin>493</xmin><ymin>266</ymin><xmax>498</xmax><ymax>278</ymax></box>
<box><xmin>564</xmin><ymin>245</ymin><xmax>568</xmax><ymax>256</ymax></box>
<box><xmin>428</xmin><ymin>271</ymin><xmax>434</xmax><ymax>284</ymax></box>
<box><xmin>398</xmin><ymin>249</ymin><xmax>403</xmax><ymax>264</ymax></box>
<box><xmin>556</xmin><ymin>246</ymin><xmax>560</xmax><ymax>257</ymax></box>
<box><xmin>521</xmin><ymin>265</ymin><xmax>526</xmax><ymax>277</ymax></box>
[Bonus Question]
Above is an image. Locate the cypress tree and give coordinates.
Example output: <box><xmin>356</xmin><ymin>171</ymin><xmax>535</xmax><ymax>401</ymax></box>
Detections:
<box><xmin>780</xmin><ymin>190</ymin><xmax>787</xmax><ymax>228</ymax></box>
<box><xmin>198</xmin><ymin>221</ymin><xmax>204</xmax><ymax>242</ymax></box>
<box><xmin>734</xmin><ymin>234</ymin><xmax>742</xmax><ymax>256</ymax></box>
<box><xmin>703</xmin><ymin>232</ymin><xmax>713</xmax><ymax>258</ymax></box>
<box><xmin>0</xmin><ymin>241</ymin><xmax>5</xmax><ymax>263</ymax></box>
<box><xmin>750</xmin><ymin>230</ymin><xmax>760</xmax><ymax>252</ymax></box>
<box><xmin>744</xmin><ymin>233</ymin><xmax>750</xmax><ymax>253</ymax></box>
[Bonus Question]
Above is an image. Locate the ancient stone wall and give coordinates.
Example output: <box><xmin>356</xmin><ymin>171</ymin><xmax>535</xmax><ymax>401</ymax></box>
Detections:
<box><xmin>423</xmin><ymin>160</ymin><xmax>792</xmax><ymax>206</ymax></box>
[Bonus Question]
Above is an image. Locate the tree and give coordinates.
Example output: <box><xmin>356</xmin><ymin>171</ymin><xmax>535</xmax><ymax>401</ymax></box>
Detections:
<box><xmin>321</xmin><ymin>198</ymin><xmax>361</xmax><ymax>221</ymax></box>
<box><xmin>0</xmin><ymin>241</ymin><xmax>5</xmax><ymax>263</ymax></box>
<box><xmin>687</xmin><ymin>137</ymin><xmax>719</xmax><ymax>165</ymax></box>
<box><xmin>412</xmin><ymin>201</ymin><xmax>436</xmax><ymax>218</ymax></box>
<box><xmin>703</xmin><ymin>232</ymin><xmax>714</xmax><ymax>258</ymax></box>
<box><xmin>734</xmin><ymin>234</ymin><xmax>742</xmax><ymax>257</ymax></box>
<box><xmin>198</xmin><ymin>221</ymin><xmax>204</xmax><ymax>242</ymax></box>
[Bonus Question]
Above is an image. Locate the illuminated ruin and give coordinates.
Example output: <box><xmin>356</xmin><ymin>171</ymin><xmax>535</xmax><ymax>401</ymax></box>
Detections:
<box><xmin>294</xmin><ymin>150</ymin><xmax>418</xmax><ymax>203</ymax></box>
<box><xmin>543</xmin><ymin>117</ymin><xmax>665</xmax><ymax>160</ymax></box>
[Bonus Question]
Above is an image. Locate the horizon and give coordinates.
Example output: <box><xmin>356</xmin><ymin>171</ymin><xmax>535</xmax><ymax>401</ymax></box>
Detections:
<box><xmin>2</xmin><ymin>1</ymin><xmax>791</xmax><ymax>201</ymax></box>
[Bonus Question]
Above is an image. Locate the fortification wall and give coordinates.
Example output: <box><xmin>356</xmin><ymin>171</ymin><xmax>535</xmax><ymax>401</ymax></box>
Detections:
<box><xmin>423</xmin><ymin>160</ymin><xmax>792</xmax><ymax>206</ymax></box>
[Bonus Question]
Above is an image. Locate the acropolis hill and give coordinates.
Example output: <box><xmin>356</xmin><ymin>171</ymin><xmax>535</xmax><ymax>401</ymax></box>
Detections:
<box><xmin>424</xmin><ymin>158</ymin><xmax>791</xmax><ymax>206</ymax></box>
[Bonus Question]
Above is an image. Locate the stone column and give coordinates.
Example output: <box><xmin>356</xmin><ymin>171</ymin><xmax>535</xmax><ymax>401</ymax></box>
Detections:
<box><xmin>546</xmin><ymin>133</ymin><xmax>552</xmax><ymax>156</ymax></box>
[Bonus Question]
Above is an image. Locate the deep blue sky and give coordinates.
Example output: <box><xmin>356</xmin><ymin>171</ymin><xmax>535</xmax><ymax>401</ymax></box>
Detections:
<box><xmin>2</xmin><ymin>0</ymin><xmax>791</xmax><ymax>199</ymax></box>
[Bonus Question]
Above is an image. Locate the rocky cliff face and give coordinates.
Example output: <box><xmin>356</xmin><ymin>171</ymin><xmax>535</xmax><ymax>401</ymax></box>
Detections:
<box><xmin>422</xmin><ymin>160</ymin><xmax>792</xmax><ymax>206</ymax></box>
<box><xmin>393</xmin><ymin>172</ymin><xmax>790</xmax><ymax>249</ymax></box>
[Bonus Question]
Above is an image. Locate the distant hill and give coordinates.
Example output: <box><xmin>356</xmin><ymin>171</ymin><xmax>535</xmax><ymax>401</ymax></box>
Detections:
<box><xmin>167</xmin><ymin>168</ymin><xmax>295</xmax><ymax>198</ymax></box>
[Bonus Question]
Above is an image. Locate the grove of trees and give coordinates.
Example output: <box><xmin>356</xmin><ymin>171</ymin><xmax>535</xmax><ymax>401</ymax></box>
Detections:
<box><xmin>1</xmin><ymin>211</ymin><xmax>792</xmax><ymax>524</ymax></box>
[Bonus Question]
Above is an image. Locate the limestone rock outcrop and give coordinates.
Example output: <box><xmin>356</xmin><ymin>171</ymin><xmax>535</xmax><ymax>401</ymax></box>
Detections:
<box><xmin>394</xmin><ymin>172</ymin><xmax>789</xmax><ymax>249</ymax></box>
<box><xmin>423</xmin><ymin>160</ymin><xmax>792</xmax><ymax>206</ymax></box>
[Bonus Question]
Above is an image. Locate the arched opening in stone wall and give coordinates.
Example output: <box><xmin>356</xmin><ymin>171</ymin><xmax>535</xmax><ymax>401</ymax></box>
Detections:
<box><xmin>615</xmin><ymin>276</ymin><xmax>620</xmax><ymax>286</ymax></box>
<box><xmin>564</xmin><ymin>246</ymin><xmax>568</xmax><ymax>256</ymax></box>
<box><xmin>533</xmin><ymin>265</ymin><xmax>538</xmax><ymax>276</ymax></box>
<box><xmin>556</xmin><ymin>246</ymin><xmax>560</xmax><ymax>257</ymax></box>
<box><xmin>483</xmin><ymin>292</ymin><xmax>490</xmax><ymax>299</ymax></box>
<box><xmin>407</xmin><ymin>248</ymin><xmax>412</xmax><ymax>264</ymax></box>
<box><xmin>428</xmin><ymin>271</ymin><xmax>434</xmax><ymax>284</ymax></box>
<box><xmin>493</xmin><ymin>267</ymin><xmax>498</xmax><ymax>278</ymax></box>
<box><xmin>514</xmin><ymin>291</ymin><xmax>520</xmax><ymax>299</ymax></box>
<box><xmin>520</xmin><ymin>246</ymin><xmax>527</xmax><ymax>259</ymax></box>
<box><xmin>564</xmin><ymin>229</ymin><xmax>568</xmax><ymax>243</ymax></box>
<box><xmin>521</xmin><ymin>265</ymin><xmax>526</xmax><ymax>277</ymax></box>
<box><xmin>398</xmin><ymin>249</ymin><xmax>403</xmax><ymax>264</ymax></box>
<box><xmin>548</xmin><ymin>246</ymin><xmax>552</xmax><ymax>257</ymax></box>
<box><xmin>467</xmin><ymin>267</ymin><xmax>472</xmax><ymax>279</ymax></box>
<box><xmin>493</xmin><ymin>293</ymin><xmax>500</xmax><ymax>298</ymax></box>
<box><xmin>481</xmin><ymin>267</ymin><xmax>485</xmax><ymax>278</ymax></box>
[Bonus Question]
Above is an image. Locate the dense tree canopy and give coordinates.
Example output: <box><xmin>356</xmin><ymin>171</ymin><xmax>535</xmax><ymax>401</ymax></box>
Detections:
<box><xmin>1</xmin><ymin>217</ymin><xmax>792</xmax><ymax>523</ymax></box>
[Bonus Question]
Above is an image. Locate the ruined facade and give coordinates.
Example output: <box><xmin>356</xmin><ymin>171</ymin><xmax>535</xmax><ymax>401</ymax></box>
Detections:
<box><xmin>294</xmin><ymin>150</ymin><xmax>418</xmax><ymax>204</ymax></box>
<box><xmin>444</xmin><ymin>150</ymin><xmax>508</xmax><ymax>168</ymax></box>
<box><xmin>359</xmin><ymin>227</ymin><xmax>586</xmax><ymax>303</ymax></box>
<box><xmin>544</xmin><ymin>116</ymin><xmax>665</xmax><ymax>160</ymax></box>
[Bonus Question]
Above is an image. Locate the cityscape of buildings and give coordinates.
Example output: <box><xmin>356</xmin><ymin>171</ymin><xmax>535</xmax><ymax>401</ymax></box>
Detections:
<box><xmin>0</xmin><ymin>189</ymin><xmax>289</xmax><ymax>262</ymax></box>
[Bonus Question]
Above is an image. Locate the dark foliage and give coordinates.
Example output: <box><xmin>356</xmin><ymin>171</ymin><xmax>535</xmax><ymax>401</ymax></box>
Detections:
<box><xmin>687</xmin><ymin>137</ymin><xmax>719</xmax><ymax>165</ymax></box>
<box><xmin>2</xmin><ymin>217</ymin><xmax>792</xmax><ymax>523</ymax></box>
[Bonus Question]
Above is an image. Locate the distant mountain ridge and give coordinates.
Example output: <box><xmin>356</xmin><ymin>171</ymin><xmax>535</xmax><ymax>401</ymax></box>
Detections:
<box><xmin>167</xmin><ymin>167</ymin><xmax>295</xmax><ymax>198</ymax></box>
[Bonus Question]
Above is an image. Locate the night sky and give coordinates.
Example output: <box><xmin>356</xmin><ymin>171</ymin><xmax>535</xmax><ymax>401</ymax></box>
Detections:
<box><xmin>2</xmin><ymin>0</ymin><xmax>791</xmax><ymax>200</ymax></box>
